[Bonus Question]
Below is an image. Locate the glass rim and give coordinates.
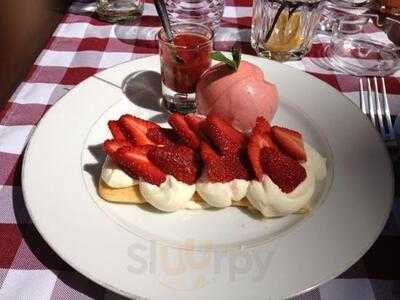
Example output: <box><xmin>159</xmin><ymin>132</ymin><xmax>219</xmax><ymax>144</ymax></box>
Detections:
<box><xmin>157</xmin><ymin>23</ymin><xmax>214</xmax><ymax>50</ymax></box>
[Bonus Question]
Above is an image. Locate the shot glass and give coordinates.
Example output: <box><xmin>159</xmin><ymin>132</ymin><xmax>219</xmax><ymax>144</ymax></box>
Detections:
<box><xmin>251</xmin><ymin>0</ymin><xmax>323</xmax><ymax>61</ymax></box>
<box><xmin>158</xmin><ymin>23</ymin><xmax>213</xmax><ymax>114</ymax></box>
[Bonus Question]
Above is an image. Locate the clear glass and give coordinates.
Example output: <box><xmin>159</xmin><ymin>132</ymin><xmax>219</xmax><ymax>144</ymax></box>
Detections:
<box><xmin>327</xmin><ymin>0</ymin><xmax>372</xmax><ymax>9</ymax></box>
<box><xmin>317</xmin><ymin>1</ymin><xmax>370</xmax><ymax>33</ymax></box>
<box><xmin>251</xmin><ymin>0</ymin><xmax>323</xmax><ymax>61</ymax></box>
<box><xmin>158</xmin><ymin>23</ymin><xmax>213</xmax><ymax>114</ymax></box>
<box><xmin>326</xmin><ymin>14</ymin><xmax>400</xmax><ymax>76</ymax></box>
<box><xmin>165</xmin><ymin>0</ymin><xmax>225</xmax><ymax>30</ymax></box>
<box><xmin>96</xmin><ymin>0</ymin><xmax>144</xmax><ymax>22</ymax></box>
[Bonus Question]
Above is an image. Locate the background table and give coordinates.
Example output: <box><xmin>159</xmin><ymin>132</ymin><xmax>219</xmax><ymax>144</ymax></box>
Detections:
<box><xmin>0</xmin><ymin>0</ymin><xmax>399</xmax><ymax>299</ymax></box>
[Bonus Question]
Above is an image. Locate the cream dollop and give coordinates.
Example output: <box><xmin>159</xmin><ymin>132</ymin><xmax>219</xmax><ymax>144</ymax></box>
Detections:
<box><xmin>304</xmin><ymin>143</ymin><xmax>327</xmax><ymax>180</ymax></box>
<box><xmin>101</xmin><ymin>156</ymin><xmax>138</xmax><ymax>188</ymax></box>
<box><xmin>185</xmin><ymin>200</ymin><xmax>210</xmax><ymax>210</ymax></box>
<box><xmin>247</xmin><ymin>166</ymin><xmax>315</xmax><ymax>217</ymax></box>
<box><xmin>139</xmin><ymin>175</ymin><xmax>196</xmax><ymax>212</ymax></box>
<box><xmin>196</xmin><ymin>179</ymin><xmax>249</xmax><ymax>208</ymax></box>
<box><xmin>246</xmin><ymin>143</ymin><xmax>327</xmax><ymax>217</ymax></box>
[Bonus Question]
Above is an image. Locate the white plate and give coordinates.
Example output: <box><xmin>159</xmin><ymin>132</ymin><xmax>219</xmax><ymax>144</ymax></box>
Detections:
<box><xmin>22</xmin><ymin>55</ymin><xmax>393</xmax><ymax>299</ymax></box>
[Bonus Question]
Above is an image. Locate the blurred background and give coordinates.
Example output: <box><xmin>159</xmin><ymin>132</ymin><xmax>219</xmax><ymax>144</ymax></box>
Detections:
<box><xmin>0</xmin><ymin>0</ymin><xmax>72</xmax><ymax>107</ymax></box>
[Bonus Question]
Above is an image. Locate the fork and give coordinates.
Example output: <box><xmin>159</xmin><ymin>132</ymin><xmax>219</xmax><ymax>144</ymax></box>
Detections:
<box><xmin>359</xmin><ymin>77</ymin><xmax>396</xmax><ymax>141</ymax></box>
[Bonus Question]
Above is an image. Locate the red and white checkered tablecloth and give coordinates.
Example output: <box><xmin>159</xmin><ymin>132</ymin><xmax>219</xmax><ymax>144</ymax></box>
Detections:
<box><xmin>0</xmin><ymin>0</ymin><xmax>399</xmax><ymax>299</ymax></box>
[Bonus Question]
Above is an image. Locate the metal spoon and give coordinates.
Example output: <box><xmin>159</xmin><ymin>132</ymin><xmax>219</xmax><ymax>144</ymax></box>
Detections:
<box><xmin>154</xmin><ymin>0</ymin><xmax>183</xmax><ymax>63</ymax></box>
<box><xmin>154</xmin><ymin>0</ymin><xmax>173</xmax><ymax>42</ymax></box>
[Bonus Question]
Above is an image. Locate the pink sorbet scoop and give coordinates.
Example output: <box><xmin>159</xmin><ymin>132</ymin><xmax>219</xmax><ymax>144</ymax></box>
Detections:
<box><xmin>196</xmin><ymin>61</ymin><xmax>279</xmax><ymax>132</ymax></box>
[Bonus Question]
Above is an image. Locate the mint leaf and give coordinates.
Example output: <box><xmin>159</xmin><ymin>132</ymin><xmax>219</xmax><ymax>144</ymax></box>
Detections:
<box><xmin>232</xmin><ymin>47</ymin><xmax>241</xmax><ymax>68</ymax></box>
<box><xmin>210</xmin><ymin>51</ymin><xmax>237</xmax><ymax>70</ymax></box>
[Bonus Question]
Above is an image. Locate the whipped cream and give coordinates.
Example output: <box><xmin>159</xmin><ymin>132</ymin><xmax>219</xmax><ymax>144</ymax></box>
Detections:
<box><xmin>197</xmin><ymin>179</ymin><xmax>249</xmax><ymax>208</ymax></box>
<box><xmin>185</xmin><ymin>200</ymin><xmax>210</xmax><ymax>210</ymax></box>
<box><xmin>247</xmin><ymin>143</ymin><xmax>327</xmax><ymax>217</ymax></box>
<box><xmin>101</xmin><ymin>156</ymin><xmax>138</xmax><ymax>188</ymax></box>
<box><xmin>101</xmin><ymin>157</ymin><xmax>201</xmax><ymax>211</ymax></box>
<box><xmin>304</xmin><ymin>143</ymin><xmax>327</xmax><ymax>181</ymax></box>
<box><xmin>247</xmin><ymin>166</ymin><xmax>316</xmax><ymax>217</ymax></box>
<box><xmin>139</xmin><ymin>175</ymin><xmax>196</xmax><ymax>212</ymax></box>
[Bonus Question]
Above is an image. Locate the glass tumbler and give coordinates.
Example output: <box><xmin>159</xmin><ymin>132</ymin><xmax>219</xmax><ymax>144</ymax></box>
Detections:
<box><xmin>251</xmin><ymin>0</ymin><xmax>323</xmax><ymax>61</ymax></box>
<box><xmin>158</xmin><ymin>23</ymin><xmax>213</xmax><ymax>114</ymax></box>
<box><xmin>165</xmin><ymin>0</ymin><xmax>225</xmax><ymax>31</ymax></box>
<box><xmin>96</xmin><ymin>0</ymin><xmax>144</xmax><ymax>22</ymax></box>
<box><xmin>326</xmin><ymin>14</ymin><xmax>400</xmax><ymax>76</ymax></box>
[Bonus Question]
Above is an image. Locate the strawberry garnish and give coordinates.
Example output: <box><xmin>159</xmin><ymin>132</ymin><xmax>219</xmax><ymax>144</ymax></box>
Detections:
<box><xmin>108</xmin><ymin>120</ymin><xmax>129</xmax><ymax>141</ymax></box>
<box><xmin>168</xmin><ymin>113</ymin><xmax>201</xmax><ymax>150</ymax></box>
<box><xmin>271</xmin><ymin>126</ymin><xmax>306</xmax><ymax>161</ymax></box>
<box><xmin>247</xmin><ymin>121</ymin><xmax>278</xmax><ymax>180</ymax></box>
<box><xmin>148</xmin><ymin>145</ymin><xmax>201</xmax><ymax>184</ymax></box>
<box><xmin>260</xmin><ymin>147</ymin><xmax>306</xmax><ymax>193</ymax></box>
<box><xmin>103</xmin><ymin>139</ymin><xmax>131</xmax><ymax>156</ymax></box>
<box><xmin>234</xmin><ymin>152</ymin><xmax>253</xmax><ymax>180</ymax></box>
<box><xmin>204</xmin><ymin>114</ymin><xmax>245</xmax><ymax>154</ymax></box>
<box><xmin>253</xmin><ymin>117</ymin><xmax>271</xmax><ymax>136</ymax></box>
<box><xmin>119</xmin><ymin>114</ymin><xmax>159</xmax><ymax>146</ymax></box>
<box><xmin>200</xmin><ymin>142</ymin><xmax>251</xmax><ymax>183</ymax></box>
<box><xmin>184</xmin><ymin>113</ymin><xmax>207</xmax><ymax>140</ymax></box>
<box><xmin>200</xmin><ymin>141</ymin><xmax>219</xmax><ymax>162</ymax></box>
<box><xmin>115</xmin><ymin>146</ymin><xmax>166</xmax><ymax>186</ymax></box>
<box><xmin>146</xmin><ymin>127</ymin><xmax>180</xmax><ymax>146</ymax></box>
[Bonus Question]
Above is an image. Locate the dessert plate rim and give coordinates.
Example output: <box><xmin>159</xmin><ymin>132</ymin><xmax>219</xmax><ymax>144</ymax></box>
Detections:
<box><xmin>22</xmin><ymin>54</ymin><xmax>393</xmax><ymax>299</ymax></box>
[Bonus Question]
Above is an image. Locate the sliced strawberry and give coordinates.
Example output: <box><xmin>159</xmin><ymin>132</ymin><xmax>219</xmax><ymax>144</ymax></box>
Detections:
<box><xmin>261</xmin><ymin>147</ymin><xmax>306</xmax><ymax>193</ymax></box>
<box><xmin>168</xmin><ymin>113</ymin><xmax>201</xmax><ymax>149</ymax></box>
<box><xmin>231</xmin><ymin>152</ymin><xmax>253</xmax><ymax>181</ymax></box>
<box><xmin>148</xmin><ymin>145</ymin><xmax>201</xmax><ymax>184</ymax></box>
<box><xmin>115</xmin><ymin>146</ymin><xmax>166</xmax><ymax>186</ymax></box>
<box><xmin>146</xmin><ymin>127</ymin><xmax>180</xmax><ymax>146</ymax></box>
<box><xmin>248</xmin><ymin>132</ymin><xmax>278</xmax><ymax>181</ymax></box>
<box><xmin>204</xmin><ymin>114</ymin><xmax>245</xmax><ymax>154</ymax></box>
<box><xmin>103</xmin><ymin>139</ymin><xmax>131</xmax><ymax>156</ymax></box>
<box><xmin>271</xmin><ymin>126</ymin><xmax>306</xmax><ymax>161</ymax></box>
<box><xmin>201</xmin><ymin>143</ymin><xmax>232</xmax><ymax>182</ymax></box>
<box><xmin>119</xmin><ymin>114</ymin><xmax>159</xmax><ymax>145</ymax></box>
<box><xmin>200</xmin><ymin>142</ymin><xmax>252</xmax><ymax>183</ymax></box>
<box><xmin>184</xmin><ymin>113</ymin><xmax>207</xmax><ymax>140</ymax></box>
<box><xmin>252</xmin><ymin>117</ymin><xmax>271</xmax><ymax>136</ymax></box>
<box><xmin>108</xmin><ymin>120</ymin><xmax>128</xmax><ymax>141</ymax></box>
<box><xmin>200</xmin><ymin>141</ymin><xmax>219</xmax><ymax>162</ymax></box>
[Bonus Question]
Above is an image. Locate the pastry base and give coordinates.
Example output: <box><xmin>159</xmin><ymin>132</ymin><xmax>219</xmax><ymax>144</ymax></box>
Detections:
<box><xmin>98</xmin><ymin>179</ymin><xmax>250</xmax><ymax>207</ymax></box>
<box><xmin>98</xmin><ymin>179</ymin><xmax>146</xmax><ymax>204</ymax></box>
<box><xmin>98</xmin><ymin>179</ymin><xmax>309</xmax><ymax>214</ymax></box>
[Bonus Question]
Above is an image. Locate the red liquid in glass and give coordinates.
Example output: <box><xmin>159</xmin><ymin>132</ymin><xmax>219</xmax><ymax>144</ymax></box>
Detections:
<box><xmin>160</xmin><ymin>33</ymin><xmax>212</xmax><ymax>94</ymax></box>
